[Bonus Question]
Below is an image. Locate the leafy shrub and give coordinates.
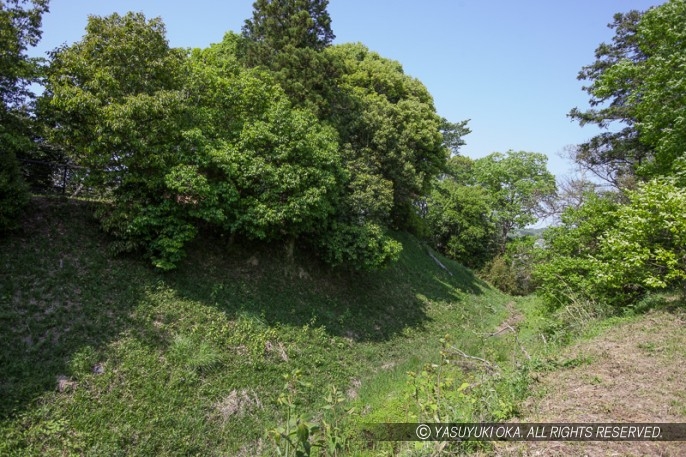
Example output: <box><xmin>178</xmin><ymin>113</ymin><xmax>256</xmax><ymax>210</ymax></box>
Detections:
<box><xmin>534</xmin><ymin>193</ymin><xmax>620</xmax><ymax>309</ymax></box>
<box><xmin>318</xmin><ymin>221</ymin><xmax>402</xmax><ymax>271</ymax></box>
<box><xmin>593</xmin><ymin>179</ymin><xmax>686</xmax><ymax>304</ymax></box>
<box><xmin>536</xmin><ymin>179</ymin><xmax>686</xmax><ymax>309</ymax></box>
<box><xmin>480</xmin><ymin>236</ymin><xmax>538</xmax><ymax>295</ymax></box>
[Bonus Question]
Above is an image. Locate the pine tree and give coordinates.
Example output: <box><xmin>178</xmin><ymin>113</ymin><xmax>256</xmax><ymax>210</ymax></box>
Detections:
<box><xmin>242</xmin><ymin>0</ymin><xmax>334</xmax><ymax>58</ymax></box>
<box><xmin>241</xmin><ymin>0</ymin><xmax>338</xmax><ymax>115</ymax></box>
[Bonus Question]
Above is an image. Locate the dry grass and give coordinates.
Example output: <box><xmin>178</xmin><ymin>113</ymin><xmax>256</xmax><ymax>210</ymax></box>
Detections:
<box><xmin>495</xmin><ymin>310</ymin><xmax>686</xmax><ymax>457</ymax></box>
<box><xmin>212</xmin><ymin>389</ymin><xmax>263</xmax><ymax>422</ymax></box>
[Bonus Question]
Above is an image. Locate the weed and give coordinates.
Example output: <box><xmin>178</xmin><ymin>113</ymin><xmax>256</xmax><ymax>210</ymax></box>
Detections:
<box><xmin>405</xmin><ymin>336</ymin><xmax>472</xmax><ymax>423</ymax></box>
<box><xmin>267</xmin><ymin>369</ymin><xmax>321</xmax><ymax>456</ymax></box>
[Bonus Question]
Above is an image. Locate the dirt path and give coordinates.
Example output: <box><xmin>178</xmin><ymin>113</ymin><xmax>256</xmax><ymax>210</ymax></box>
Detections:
<box><xmin>496</xmin><ymin>310</ymin><xmax>686</xmax><ymax>456</ymax></box>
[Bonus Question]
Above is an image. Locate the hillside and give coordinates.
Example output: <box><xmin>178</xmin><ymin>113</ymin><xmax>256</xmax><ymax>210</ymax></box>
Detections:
<box><xmin>1</xmin><ymin>197</ymin><xmax>521</xmax><ymax>455</ymax></box>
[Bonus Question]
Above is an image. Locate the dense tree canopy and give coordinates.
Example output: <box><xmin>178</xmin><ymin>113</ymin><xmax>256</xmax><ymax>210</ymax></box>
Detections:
<box><xmin>41</xmin><ymin>13</ymin><xmax>188</xmax><ymax>186</ymax></box>
<box><xmin>426</xmin><ymin>151</ymin><xmax>555</xmax><ymax>270</ymax></box>
<box><xmin>630</xmin><ymin>0</ymin><xmax>686</xmax><ymax>178</ymax></box>
<box><xmin>426</xmin><ymin>176</ymin><xmax>496</xmax><ymax>269</ymax></box>
<box><xmin>240</xmin><ymin>0</ymin><xmax>339</xmax><ymax>115</ymax></box>
<box><xmin>42</xmin><ymin>13</ymin><xmax>344</xmax><ymax>269</ymax></box>
<box><xmin>225</xmin><ymin>25</ymin><xmax>456</xmax><ymax>269</ymax></box>
<box><xmin>0</xmin><ymin>0</ymin><xmax>48</xmax><ymax>108</ymax></box>
<box><xmin>29</xmin><ymin>0</ymin><xmax>478</xmax><ymax>271</ymax></box>
<box><xmin>242</xmin><ymin>0</ymin><xmax>334</xmax><ymax>55</ymax></box>
<box><xmin>327</xmin><ymin>43</ymin><xmax>448</xmax><ymax>227</ymax></box>
<box><xmin>598</xmin><ymin>180</ymin><xmax>686</xmax><ymax>293</ymax></box>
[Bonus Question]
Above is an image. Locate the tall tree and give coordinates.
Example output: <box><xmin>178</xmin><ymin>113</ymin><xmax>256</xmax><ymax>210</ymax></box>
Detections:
<box><xmin>242</xmin><ymin>0</ymin><xmax>334</xmax><ymax>55</ymax></box>
<box><xmin>0</xmin><ymin>0</ymin><xmax>48</xmax><ymax>108</ymax></box>
<box><xmin>189</xmin><ymin>42</ymin><xmax>344</xmax><ymax>243</ymax></box>
<box><xmin>630</xmin><ymin>0</ymin><xmax>686</xmax><ymax>178</ymax></box>
<box><xmin>440</xmin><ymin>118</ymin><xmax>471</xmax><ymax>157</ymax></box>
<box><xmin>472</xmin><ymin>151</ymin><xmax>556</xmax><ymax>251</ymax></box>
<box><xmin>570</xmin><ymin>1</ymin><xmax>686</xmax><ymax>186</ymax></box>
<box><xmin>568</xmin><ymin>10</ymin><xmax>649</xmax><ymax>188</ymax></box>
<box><xmin>241</xmin><ymin>0</ymin><xmax>338</xmax><ymax>115</ymax></box>
<box><xmin>0</xmin><ymin>0</ymin><xmax>49</xmax><ymax>230</ymax></box>
<box><xmin>326</xmin><ymin>43</ymin><xmax>448</xmax><ymax>227</ymax></box>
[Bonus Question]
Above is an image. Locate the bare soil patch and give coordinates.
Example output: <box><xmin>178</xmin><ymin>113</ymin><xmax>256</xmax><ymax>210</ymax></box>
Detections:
<box><xmin>491</xmin><ymin>301</ymin><xmax>524</xmax><ymax>336</ymax></box>
<box><xmin>496</xmin><ymin>310</ymin><xmax>686</xmax><ymax>456</ymax></box>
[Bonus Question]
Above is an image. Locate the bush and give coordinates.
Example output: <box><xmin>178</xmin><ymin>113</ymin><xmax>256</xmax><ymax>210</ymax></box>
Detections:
<box><xmin>318</xmin><ymin>221</ymin><xmax>402</xmax><ymax>271</ymax></box>
<box><xmin>480</xmin><ymin>236</ymin><xmax>538</xmax><ymax>295</ymax></box>
<box><xmin>533</xmin><ymin>193</ymin><xmax>620</xmax><ymax>309</ymax></box>
<box><xmin>535</xmin><ymin>179</ymin><xmax>686</xmax><ymax>310</ymax></box>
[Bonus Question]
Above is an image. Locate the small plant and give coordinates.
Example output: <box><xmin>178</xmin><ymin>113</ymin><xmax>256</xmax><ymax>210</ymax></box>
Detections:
<box><xmin>320</xmin><ymin>385</ymin><xmax>357</xmax><ymax>456</ymax></box>
<box><xmin>268</xmin><ymin>369</ymin><xmax>321</xmax><ymax>457</ymax></box>
<box><xmin>267</xmin><ymin>371</ymin><xmax>359</xmax><ymax>457</ymax></box>
<box><xmin>405</xmin><ymin>336</ymin><xmax>471</xmax><ymax>423</ymax></box>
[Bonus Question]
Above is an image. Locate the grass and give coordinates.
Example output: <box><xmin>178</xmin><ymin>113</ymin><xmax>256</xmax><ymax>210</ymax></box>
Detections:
<box><xmin>1</xmin><ymin>197</ymin><xmax>536</xmax><ymax>456</ymax></box>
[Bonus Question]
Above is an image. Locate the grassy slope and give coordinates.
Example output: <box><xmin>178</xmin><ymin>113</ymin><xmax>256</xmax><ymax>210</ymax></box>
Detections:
<box><xmin>0</xmin><ymin>198</ymin><xmax>520</xmax><ymax>455</ymax></box>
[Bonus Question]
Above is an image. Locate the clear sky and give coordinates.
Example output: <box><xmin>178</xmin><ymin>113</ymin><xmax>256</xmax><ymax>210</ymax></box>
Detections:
<box><xmin>29</xmin><ymin>0</ymin><xmax>665</xmax><ymax>177</ymax></box>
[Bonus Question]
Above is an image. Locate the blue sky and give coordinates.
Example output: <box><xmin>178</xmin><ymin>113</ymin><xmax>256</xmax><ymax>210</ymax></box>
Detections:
<box><xmin>29</xmin><ymin>0</ymin><xmax>665</xmax><ymax>177</ymax></box>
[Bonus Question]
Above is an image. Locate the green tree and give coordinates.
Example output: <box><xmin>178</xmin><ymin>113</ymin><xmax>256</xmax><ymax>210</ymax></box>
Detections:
<box><xmin>0</xmin><ymin>0</ymin><xmax>49</xmax><ymax>230</ymax></box>
<box><xmin>303</xmin><ymin>43</ymin><xmax>453</xmax><ymax>268</ymax></box>
<box><xmin>534</xmin><ymin>192</ymin><xmax>620</xmax><ymax>308</ymax></box>
<box><xmin>440</xmin><ymin>118</ymin><xmax>471</xmax><ymax>157</ymax></box>
<box><xmin>41</xmin><ymin>12</ymin><xmax>199</xmax><ymax>268</ymax></box>
<box><xmin>595</xmin><ymin>179</ymin><xmax>686</xmax><ymax>303</ymax></box>
<box><xmin>241</xmin><ymin>0</ymin><xmax>339</xmax><ymax>116</ymax></box>
<box><xmin>570</xmin><ymin>1</ymin><xmax>686</xmax><ymax>185</ymax></box>
<box><xmin>630</xmin><ymin>0</ymin><xmax>686</xmax><ymax>178</ymax></box>
<box><xmin>426</xmin><ymin>171</ymin><xmax>496</xmax><ymax>269</ymax></box>
<box><xmin>326</xmin><ymin>43</ymin><xmax>448</xmax><ymax>227</ymax></box>
<box><xmin>43</xmin><ymin>17</ymin><xmax>345</xmax><ymax>269</ymax></box>
<box><xmin>188</xmin><ymin>36</ymin><xmax>344</xmax><ymax>244</ymax></box>
<box><xmin>239</xmin><ymin>5</ymin><xmax>455</xmax><ymax>268</ymax></box>
<box><xmin>0</xmin><ymin>147</ymin><xmax>29</xmax><ymax>231</ymax></box>
<box><xmin>568</xmin><ymin>9</ymin><xmax>648</xmax><ymax>188</ymax></box>
<box><xmin>41</xmin><ymin>12</ymin><xmax>188</xmax><ymax>187</ymax></box>
<box><xmin>536</xmin><ymin>179</ymin><xmax>686</xmax><ymax>308</ymax></box>
<box><xmin>0</xmin><ymin>0</ymin><xmax>48</xmax><ymax>108</ymax></box>
<box><xmin>242</xmin><ymin>0</ymin><xmax>334</xmax><ymax>55</ymax></box>
<box><xmin>472</xmin><ymin>150</ymin><xmax>556</xmax><ymax>251</ymax></box>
